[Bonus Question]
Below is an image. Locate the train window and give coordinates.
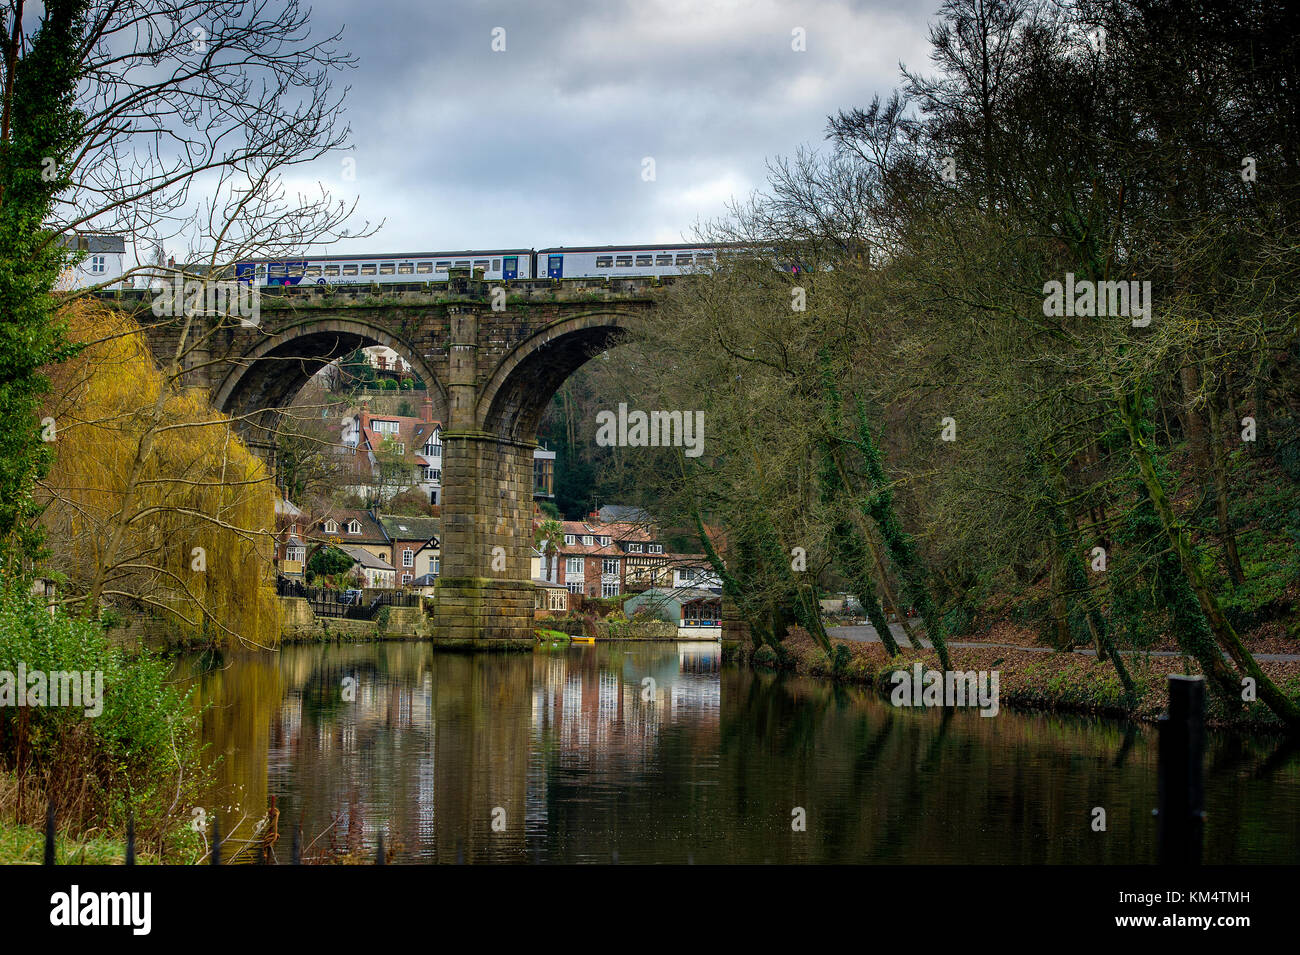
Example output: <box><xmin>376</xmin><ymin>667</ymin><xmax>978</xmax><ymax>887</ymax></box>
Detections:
<box><xmin>379</xmin><ymin>263</ymin><xmax>395</xmax><ymax>275</ymax></box>
<box><xmin>325</xmin><ymin>265</ymin><xmax>341</xmax><ymax>276</ymax></box>
<box><xmin>695</xmin><ymin>252</ymin><xmax>713</xmax><ymax>263</ymax></box>
<box><xmin>492</xmin><ymin>259</ymin><xmax>501</xmax><ymax>271</ymax></box>
<box><xmin>615</xmin><ymin>255</ymin><xmax>632</xmax><ymax>267</ymax></box>
<box><xmin>435</xmin><ymin>261</ymin><xmax>450</xmax><ymax>272</ymax></box>
<box><xmin>304</xmin><ymin>266</ymin><xmax>321</xmax><ymax>278</ymax></box>
<box><xmin>398</xmin><ymin>263</ymin><xmax>414</xmax><ymax>274</ymax></box>
<box><xmin>676</xmin><ymin>253</ymin><xmax>693</xmax><ymax>265</ymax></box>
<box><xmin>635</xmin><ymin>255</ymin><xmax>652</xmax><ymax>267</ymax></box>
<box><xmin>474</xmin><ymin>260</ymin><xmax>489</xmax><ymax>270</ymax></box>
<box><xmin>595</xmin><ymin>256</ymin><xmax>613</xmax><ymax>268</ymax></box>
<box><xmin>454</xmin><ymin>260</ymin><xmax>470</xmax><ymax>268</ymax></box>
<box><xmin>361</xmin><ymin>264</ymin><xmax>376</xmax><ymax>275</ymax></box>
<box><xmin>342</xmin><ymin>265</ymin><xmax>358</xmax><ymax>275</ymax></box>
<box><xmin>416</xmin><ymin>262</ymin><xmax>432</xmax><ymax>274</ymax></box>
<box><xmin>655</xmin><ymin>254</ymin><xmax>672</xmax><ymax>266</ymax></box>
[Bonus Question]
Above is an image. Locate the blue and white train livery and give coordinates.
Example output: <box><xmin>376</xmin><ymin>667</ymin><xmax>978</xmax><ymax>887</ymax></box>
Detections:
<box><xmin>231</xmin><ymin>243</ymin><xmax>725</xmax><ymax>286</ymax></box>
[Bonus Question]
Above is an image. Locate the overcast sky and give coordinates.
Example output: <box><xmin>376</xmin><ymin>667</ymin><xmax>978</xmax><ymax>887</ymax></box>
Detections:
<box><xmin>286</xmin><ymin>0</ymin><xmax>937</xmax><ymax>255</ymax></box>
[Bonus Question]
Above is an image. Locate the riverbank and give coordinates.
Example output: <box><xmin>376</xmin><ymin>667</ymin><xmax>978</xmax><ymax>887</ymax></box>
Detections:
<box><xmin>724</xmin><ymin>629</ymin><xmax>1300</xmax><ymax>732</ymax></box>
<box><xmin>0</xmin><ymin>816</ymin><xmax>161</xmax><ymax>865</ymax></box>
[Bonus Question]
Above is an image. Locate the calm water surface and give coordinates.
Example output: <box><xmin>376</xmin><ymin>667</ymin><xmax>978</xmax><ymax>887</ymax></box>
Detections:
<box><xmin>175</xmin><ymin>641</ymin><xmax>1300</xmax><ymax>864</ymax></box>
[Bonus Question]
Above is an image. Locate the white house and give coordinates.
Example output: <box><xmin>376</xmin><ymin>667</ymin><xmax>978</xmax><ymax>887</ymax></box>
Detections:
<box><xmin>57</xmin><ymin>233</ymin><xmax>126</xmax><ymax>290</ymax></box>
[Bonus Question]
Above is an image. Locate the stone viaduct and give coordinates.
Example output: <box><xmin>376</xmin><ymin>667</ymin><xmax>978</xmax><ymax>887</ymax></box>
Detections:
<box><xmin>104</xmin><ymin>271</ymin><xmax>678</xmax><ymax>644</ymax></box>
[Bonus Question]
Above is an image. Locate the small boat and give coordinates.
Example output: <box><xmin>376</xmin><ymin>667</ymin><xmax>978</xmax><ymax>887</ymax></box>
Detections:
<box><xmin>571</xmin><ymin>635</ymin><xmax>596</xmax><ymax>644</ymax></box>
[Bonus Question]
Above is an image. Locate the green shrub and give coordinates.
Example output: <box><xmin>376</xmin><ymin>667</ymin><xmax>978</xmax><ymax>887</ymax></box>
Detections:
<box><xmin>0</xmin><ymin>585</ymin><xmax>203</xmax><ymax>849</ymax></box>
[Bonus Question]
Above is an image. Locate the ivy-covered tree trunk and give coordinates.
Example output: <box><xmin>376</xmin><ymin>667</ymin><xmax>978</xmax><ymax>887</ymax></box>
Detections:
<box><xmin>0</xmin><ymin>0</ymin><xmax>90</xmax><ymax>568</ymax></box>
<box><xmin>851</xmin><ymin>397</ymin><xmax>951</xmax><ymax>669</ymax></box>
<box><xmin>1119</xmin><ymin>389</ymin><xmax>1300</xmax><ymax>729</ymax></box>
<box><xmin>817</xmin><ymin>352</ymin><xmax>902</xmax><ymax>656</ymax></box>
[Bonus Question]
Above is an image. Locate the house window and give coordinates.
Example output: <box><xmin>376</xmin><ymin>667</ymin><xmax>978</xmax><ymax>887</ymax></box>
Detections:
<box><xmin>402</xmin><ymin>549</ymin><xmax>414</xmax><ymax>567</ymax></box>
<box><xmin>566</xmin><ymin>557</ymin><xmax>584</xmax><ymax>576</ymax></box>
<box><xmin>582</xmin><ymin>535</ymin><xmax>594</xmax><ymax>546</ymax></box>
<box><xmin>564</xmin><ymin>535</ymin><xmax>575</xmax><ymax>545</ymax></box>
<box><xmin>423</xmin><ymin>467</ymin><xmax>440</xmax><ymax>482</ymax></box>
<box><xmin>402</xmin><ymin>573</ymin><xmax>412</xmax><ymax>584</ymax></box>
<box><xmin>599</xmin><ymin>536</ymin><xmax>611</xmax><ymax>546</ymax></box>
<box><xmin>648</xmin><ymin>544</ymin><xmax>663</xmax><ymax>553</ymax></box>
<box><xmin>346</xmin><ymin>520</ymin><xmax>361</xmax><ymax>534</ymax></box>
<box><xmin>549</xmin><ymin>591</ymin><xmax>566</xmax><ymax>611</ymax></box>
<box><xmin>602</xmin><ymin>581</ymin><xmax>620</xmax><ymax>597</ymax></box>
<box><xmin>324</xmin><ymin>520</ymin><xmax>338</xmax><ymax>534</ymax></box>
<box><xmin>287</xmin><ymin>546</ymin><xmax>304</xmax><ymax>562</ymax></box>
<box><xmin>567</xmin><ymin>581</ymin><xmax>584</xmax><ymax>595</ymax></box>
<box><xmin>90</xmin><ymin>255</ymin><xmax>106</xmax><ymax>274</ymax></box>
<box><xmin>682</xmin><ymin>568</ymin><xmax>696</xmax><ymax>581</ymax></box>
<box><xmin>628</xmin><ymin>543</ymin><xmax>643</xmax><ymax>553</ymax></box>
<box><xmin>602</xmin><ymin>558</ymin><xmax>619</xmax><ymax>576</ymax></box>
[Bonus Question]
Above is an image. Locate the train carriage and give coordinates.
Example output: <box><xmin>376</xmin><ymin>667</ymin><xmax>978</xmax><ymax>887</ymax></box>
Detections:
<box><xmin>535</xmin><ymin>243</ymin><xmax>719</xmax><ymax>280</ymax></box>
<box><xmin>233</xmin><ymin>249</ymin><xmax>535</xmax><ymax>286</ymax></box>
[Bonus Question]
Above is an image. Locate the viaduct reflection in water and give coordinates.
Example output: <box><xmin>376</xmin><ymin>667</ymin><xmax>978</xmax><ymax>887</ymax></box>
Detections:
<box><xmin>178</xmin><ymin>642</ymin><xmax>1300</xmax><ymax>864</ymax></box>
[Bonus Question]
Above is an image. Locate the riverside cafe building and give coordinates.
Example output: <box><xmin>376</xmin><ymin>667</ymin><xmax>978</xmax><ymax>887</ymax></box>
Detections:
<box><xmin>622</xmin><ymin>587</ymin><xmax>722</xmax><ymax>639</ymax></box>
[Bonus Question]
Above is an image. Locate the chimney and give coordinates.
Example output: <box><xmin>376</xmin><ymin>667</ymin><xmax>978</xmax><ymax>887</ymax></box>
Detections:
<box><xmin>421</xmin><ymin>395</ymin><xmax>433</xmax><ymax>422</ymax></box>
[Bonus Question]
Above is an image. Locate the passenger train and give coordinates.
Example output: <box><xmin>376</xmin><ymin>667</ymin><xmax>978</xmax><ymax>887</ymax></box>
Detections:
<box><xmin>231</xmin><ymin>243</ymin><xmax>728</xmax><ymax>287</ymax></box>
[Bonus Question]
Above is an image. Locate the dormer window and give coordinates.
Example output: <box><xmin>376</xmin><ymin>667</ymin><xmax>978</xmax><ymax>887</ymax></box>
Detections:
<box><xmin>582</xmin><ymin>535</ymin><xmax>594</xmax><ymax>546</ymax></box>
<box><xmin>324</xmin><ymin>519</ymin><xmax>339</xmax><ymax>534</ymax></box>
<box><xmin>346</xmin><ymin>520</ymin><xmax>361</xmax><ymax>534</ymax></box>
<box><xmin>648</xmin><ymin>544</ymin><xmax>663</xmax><ymax>553</ymax></box>
<box><xmin>628</xmin><ymin>543</ymin><xmax>643</xmax><ymax>553</ymax></box>
<box><xmin>564</xmin><ymin>535</ymin><xmax>575</xmax><ymax>545</ymax></box>
<box><xmin>599</xmin><ymin>536</ymin><xmax>611</xmax><ymax>546</ymax></box>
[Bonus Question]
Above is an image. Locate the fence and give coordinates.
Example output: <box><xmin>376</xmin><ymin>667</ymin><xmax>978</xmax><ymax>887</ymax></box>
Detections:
<box><xmin>42</xmin><ymin>804</ymin><xmax>389</xmax><ymax>864</ymax></box>
<box><xmin>277</xmin><ymin>577</ymin><xmax>421</xmax><ymax>620</ymax></box>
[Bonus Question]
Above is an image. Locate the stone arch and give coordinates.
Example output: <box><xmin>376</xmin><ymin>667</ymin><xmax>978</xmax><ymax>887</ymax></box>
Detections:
<box><xmin>476</xmin><ymin>310</ymin><xmax>633</xmax><ymax>442</ymax></box>
<box><xmin>213</xmin><ymin>316</ymin><xmax>447</xmax><ymax>425</ymax></box>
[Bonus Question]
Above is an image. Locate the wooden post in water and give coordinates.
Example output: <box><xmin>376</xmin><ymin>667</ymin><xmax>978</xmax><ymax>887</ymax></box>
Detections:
<box><xmin>291</xmin><ymin>823</ymin><xmax>302</xmax><ymax>865</ymax></box>
<box><xmin>126</xmin><ymin>813</ymin><xmax>135</xmax><ymax>865</ymax></box>
<box><xmin>375</xmin><ymin>831</ymin><xmax>385</xmax><ymax>865</ymax></box>
<box><xmin>1156</xmin><ymin>675</ymin><xmax>1205</xmax><ymax>864</ymax></box>
<box><xmin>211</xmin><ymin>816</ymin><xmax>221</xmax><ymax>865</ymax></box>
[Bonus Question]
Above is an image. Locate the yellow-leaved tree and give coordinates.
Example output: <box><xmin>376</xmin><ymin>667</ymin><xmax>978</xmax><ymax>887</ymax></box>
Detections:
<box><xmin>37</xmin><ymin>299</ymin><xmax>280</xmax><ymax>648</ymax></box>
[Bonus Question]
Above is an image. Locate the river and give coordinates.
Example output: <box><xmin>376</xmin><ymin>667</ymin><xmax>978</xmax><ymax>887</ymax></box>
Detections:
<box><xmin>174</xmin><ymin>641</ymin><xmax>1300</xmax><ymax>864</ymax></box>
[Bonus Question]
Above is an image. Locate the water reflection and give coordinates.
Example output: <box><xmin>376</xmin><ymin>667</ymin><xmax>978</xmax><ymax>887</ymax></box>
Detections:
<box><xmin>174</xmin><ymin>643</ymin><xmax>1300</xmax><ymax>864</ymax></box>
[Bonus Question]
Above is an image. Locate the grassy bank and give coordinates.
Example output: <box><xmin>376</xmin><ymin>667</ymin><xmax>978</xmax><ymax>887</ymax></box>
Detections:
<box><xmin>725</xmin><ymin>630</ymin><xmax>1300</xmax><ymax>732</ymax></box>
<box><xmin>0</xmin><ymin>814</ymin><xmax>162</xmax><ymax>864</ymax></box>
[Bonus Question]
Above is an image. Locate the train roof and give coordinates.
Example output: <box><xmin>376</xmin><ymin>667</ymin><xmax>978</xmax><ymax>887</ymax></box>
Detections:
<box><xmin>536</xmin><ymin>242</ymin><xmax>733</xmax><ymax>253</ymax></box>
<box><xmin>228</xmin><ymin>249</ymin><xmax>534</xmax><ymax>263</ymax></box>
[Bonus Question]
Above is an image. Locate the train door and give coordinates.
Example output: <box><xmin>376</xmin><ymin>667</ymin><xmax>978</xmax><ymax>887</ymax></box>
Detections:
<box><xmin>503</xmin><ymin>255</ymin><xmax>518</xmax><ymax>280</ymax></box>
<box><xmin>547</xmin><ymin>254</ymin><xmax>563</xmax><ymax>279</ymax></box>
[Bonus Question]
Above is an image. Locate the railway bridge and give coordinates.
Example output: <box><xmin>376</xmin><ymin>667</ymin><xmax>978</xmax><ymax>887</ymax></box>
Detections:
<box><xmin>103</xmin><ymin>271</ymin><xmax>670</xmax><ymax>643</ymax></box>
